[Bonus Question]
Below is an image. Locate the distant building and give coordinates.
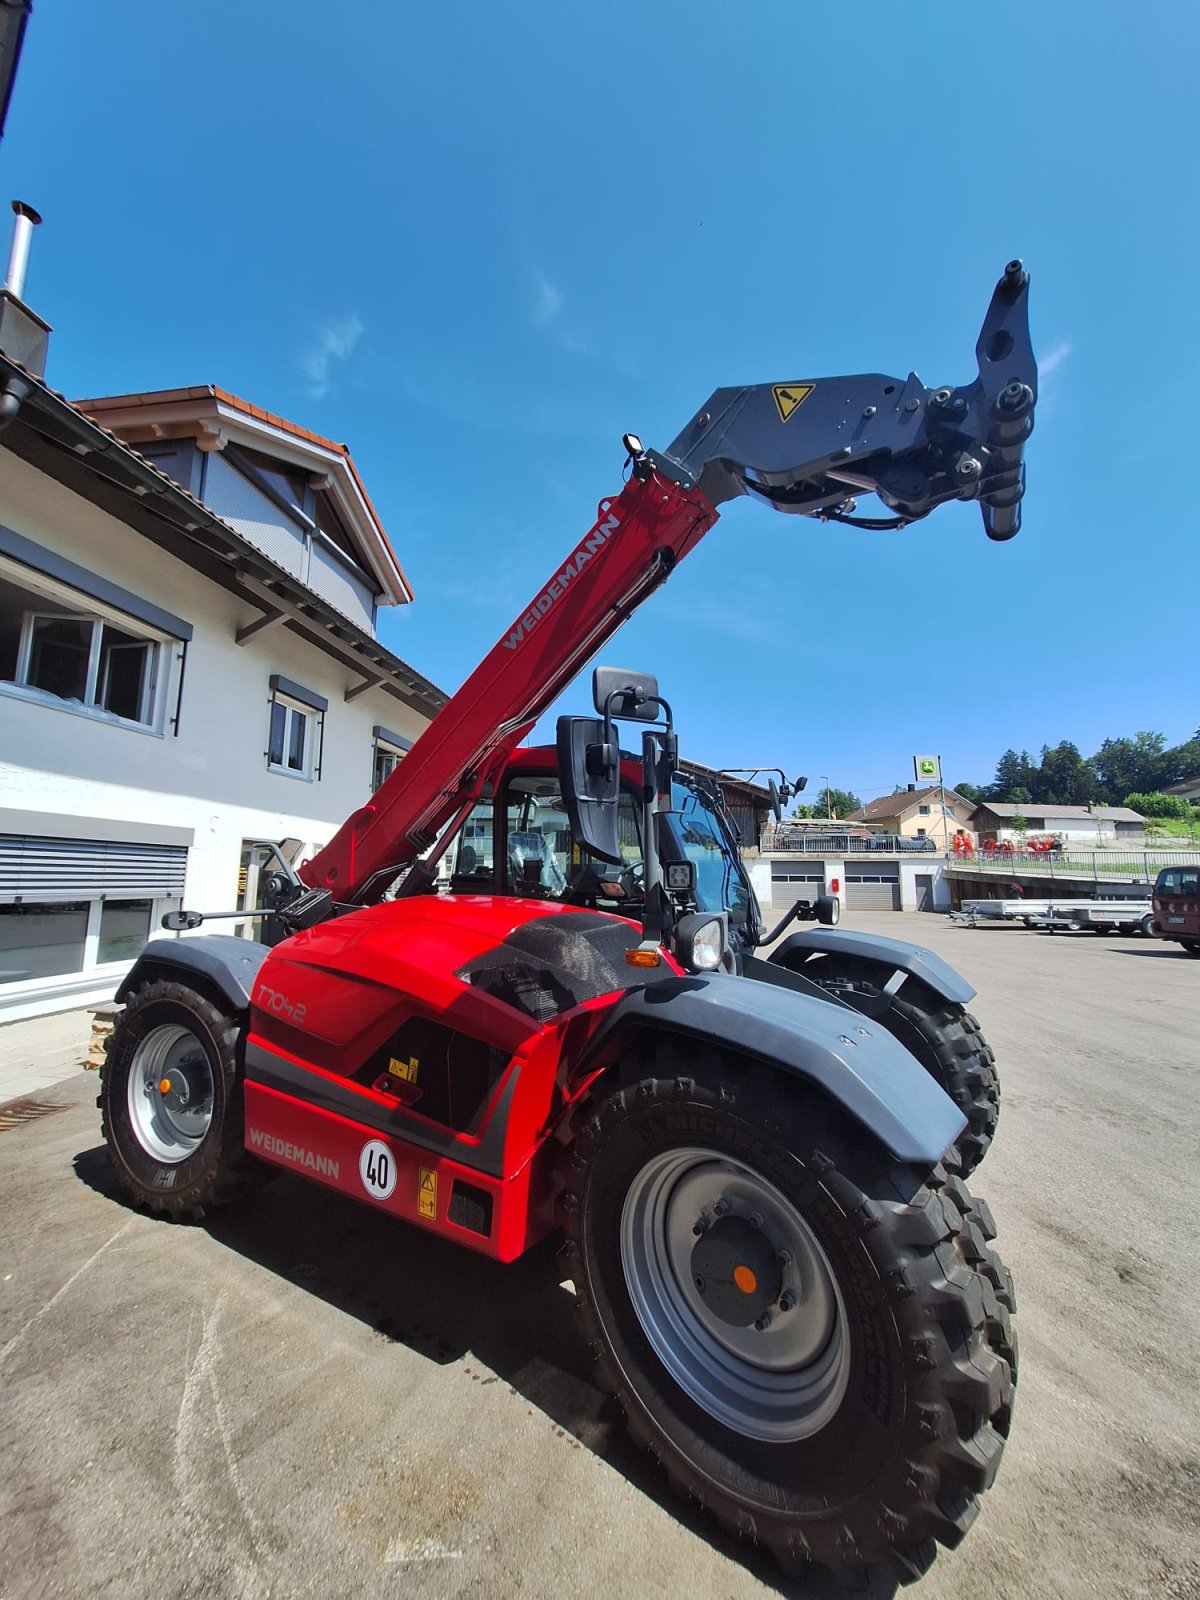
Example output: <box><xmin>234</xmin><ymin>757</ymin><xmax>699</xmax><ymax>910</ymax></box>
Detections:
<box><xmin>968</xmin><ymin>803</ymin><xmax>1146</xmax><ymax>846</ymax></box>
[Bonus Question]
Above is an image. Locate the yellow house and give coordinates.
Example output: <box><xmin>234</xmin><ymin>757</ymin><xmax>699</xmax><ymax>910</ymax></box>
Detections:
<box><xmin>848</xmin><ymin>786</ymin><xmax>977</xmax><ymax>845</ymax></box>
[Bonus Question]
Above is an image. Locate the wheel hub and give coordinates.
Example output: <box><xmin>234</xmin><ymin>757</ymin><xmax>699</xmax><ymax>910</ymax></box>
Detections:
<box><xmin>690</xmin><ymin>1215</ymin><xmax>782</xmax><ymax>1326</ymax></box>
<box><xmin>126</xmin><ymin>1024</ymin><xmax>215</xmax><ymax>1163</ymax></box>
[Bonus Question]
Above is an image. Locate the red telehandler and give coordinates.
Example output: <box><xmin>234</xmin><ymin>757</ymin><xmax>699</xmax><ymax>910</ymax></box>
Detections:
<box><xmin>100</xmin><ymin>264</ymin><xmax>1034</xmax><ymax>1584</ymax></box>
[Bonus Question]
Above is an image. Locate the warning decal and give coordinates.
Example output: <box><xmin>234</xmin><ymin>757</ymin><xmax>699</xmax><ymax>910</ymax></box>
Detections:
<box><xmin>388</xmin><ymin>1055</ymin><xmax>419</xmax><ymax>1084</ymax></box>
<box><xmin>418</xmin><ymin>1167</ymin><xmax>437</xmax><ymax>1220</ymax></box>
<box><xmin>772</xmin><ymin>383</ymin><xmax>815</xmax><ymax>423</ymax></box>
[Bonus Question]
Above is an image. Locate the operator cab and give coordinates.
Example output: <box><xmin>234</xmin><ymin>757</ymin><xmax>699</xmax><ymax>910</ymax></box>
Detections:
<box><xmin>444</xmin><ymin>666</ymin><xmax>836</xmax><ymax>972</ymax></box>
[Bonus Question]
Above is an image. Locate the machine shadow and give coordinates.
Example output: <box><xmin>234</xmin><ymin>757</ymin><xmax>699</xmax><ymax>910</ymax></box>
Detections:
<box><xmin>72</xmin><ymin>1142</ymin><xmax>895</xmax><ymax>1600</ymax></box>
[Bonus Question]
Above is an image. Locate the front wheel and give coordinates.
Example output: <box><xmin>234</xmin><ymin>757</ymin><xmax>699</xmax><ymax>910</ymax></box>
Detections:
<box><xmin>564</xmin><ymin>1057</ymin><xmax>1016</xmax><ymax>1585</ymax></box>
<box><xmin>99</xmin><ymin>979</ymin><xmax>266</xmax><ymax>1219</ymax></box>
<box><xmin>775</xmin><ymin>954</ymin><xmax>1000</xmax><ymax>1173</ymax></box>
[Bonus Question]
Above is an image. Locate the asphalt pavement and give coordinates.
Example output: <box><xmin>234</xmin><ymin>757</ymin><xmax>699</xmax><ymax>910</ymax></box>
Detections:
<box><xmin>1</xmin><ymin>911</ymin><xmax>1198</xmax><ymax>1599</ymax></box>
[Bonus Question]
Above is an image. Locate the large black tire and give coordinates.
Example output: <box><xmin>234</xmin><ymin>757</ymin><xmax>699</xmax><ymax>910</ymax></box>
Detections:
<box><xmin>777</xmin><ymin>953</ymin><xmax>1000</xmax><ymax>1175</ymax></box>
<box><xmin>99</xmin><ymin>979</ymin><xmax>266</xmax><ymax>1219</ymax></box>
<box><xmin>563</xmin><ymin>1049</ymin><xmax>1016</xmax><ymax>1585</ymax></box>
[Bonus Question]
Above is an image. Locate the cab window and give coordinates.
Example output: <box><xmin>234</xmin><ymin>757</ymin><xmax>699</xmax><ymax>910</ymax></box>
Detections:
<box><xmin>671</xmin><ymin>782</ymin><xmax>749</xmax><ymax>929</ymax></box>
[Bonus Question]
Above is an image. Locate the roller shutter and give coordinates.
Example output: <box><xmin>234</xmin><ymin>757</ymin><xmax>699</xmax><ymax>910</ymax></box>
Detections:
<box><xmin>0</xmin><ymin>834</ymin><xmax>188</xmax><ymax>903</ymax></box>
<box><xmin>771</xmin><ymin>865</ymin><xmax>825</xmax><ymax>910</ymax></box>
<box><xmin>844</xmin><ymin>868</ymin><xmax>900</xmax><ymax>911</ymax></box>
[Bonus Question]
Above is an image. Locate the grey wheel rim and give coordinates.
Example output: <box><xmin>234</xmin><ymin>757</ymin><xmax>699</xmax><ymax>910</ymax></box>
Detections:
<box><xmin>126</xmin><ymin>1023</ymin><xmax>215</xmax><ymax>1163</ymax></box>
<box><xmin>620</xmin><ymin>1146</ymin><xmax>850</xmax><ymax>1443</ymax></box>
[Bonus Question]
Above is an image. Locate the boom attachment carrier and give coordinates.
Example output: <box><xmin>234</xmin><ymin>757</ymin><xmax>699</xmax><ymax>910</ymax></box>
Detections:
<box><xmin>295</xmin><ymin>263</ymin><xmax>1035</xmax><ymax>915</ymax></box>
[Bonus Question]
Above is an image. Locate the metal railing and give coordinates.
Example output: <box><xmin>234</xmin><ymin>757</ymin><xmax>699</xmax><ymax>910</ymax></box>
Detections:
<box><xmin>943</xmin><ymin>848</ymin><xmax>1200</xmax><ymax>882</ymax></box>
<box><xmin>761</xmin><ymin>830</ymin><xmax>941</xmax><ymax>856</ymax></box>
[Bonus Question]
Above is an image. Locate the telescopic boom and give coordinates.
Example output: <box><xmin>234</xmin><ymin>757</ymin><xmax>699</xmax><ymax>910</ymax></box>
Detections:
<box><xmin>300</xmin><ymin>263</ymin><xmax>1035</xmax><ymax>906</ymax></box>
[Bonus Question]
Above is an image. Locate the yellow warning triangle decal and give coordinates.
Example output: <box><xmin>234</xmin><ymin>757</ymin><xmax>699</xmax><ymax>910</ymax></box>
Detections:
<box><xmin>772</xmin><ymin>383</ymin><xmax>815</xmax><ymax>423</ymax></box>
<box><xmin>419</xmin><ymin>1170</ymin><xmax>436</xmax><ymax>1193</ymax></box>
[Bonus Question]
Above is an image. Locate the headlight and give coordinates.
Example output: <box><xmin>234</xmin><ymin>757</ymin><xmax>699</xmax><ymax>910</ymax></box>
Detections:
<box><xmin>676</xmin><ymin>913</ymin><xmax>726</xmax><ymax>972</ymax></box>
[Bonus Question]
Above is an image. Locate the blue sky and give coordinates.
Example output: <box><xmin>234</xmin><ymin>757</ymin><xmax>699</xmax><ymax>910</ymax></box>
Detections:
<box><xmin>4</xmin><ymin>2</ymin><xmax>1196</xmax><ymax>803</ymax></box>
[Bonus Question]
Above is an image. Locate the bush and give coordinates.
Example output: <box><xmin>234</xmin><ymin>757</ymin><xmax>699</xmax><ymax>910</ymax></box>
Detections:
<box><xmin>1123</xmin><ymin>791</ymin><xmax>1192</xmax><ymax>820</ymax></box>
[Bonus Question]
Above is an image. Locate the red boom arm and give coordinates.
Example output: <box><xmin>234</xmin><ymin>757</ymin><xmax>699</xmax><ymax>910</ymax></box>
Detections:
<box><xmin>300</xmin><ymin>263</ymin><xmax>1036</xmax><ymax>906</ymax></box>
<box><xmin>300</xmin><ymin>471</ymin><xmax>718</xmax><ymax>900</ymax></box>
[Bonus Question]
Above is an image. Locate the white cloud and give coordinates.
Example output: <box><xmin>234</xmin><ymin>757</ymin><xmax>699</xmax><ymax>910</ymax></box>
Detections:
<box><xmin>1039</xmin><ymin>340</ymin><xmax>1072</xmax><ymax>377</ymax></box>
<box><xmin>301</xmin><ymin>314</ymin><xmax>365</xmax><ymax>400</ymax></box>
<box><xmin>532</xmin><ymin>273</ymin><xmax>564</xmax><ymax>326</ymax></box>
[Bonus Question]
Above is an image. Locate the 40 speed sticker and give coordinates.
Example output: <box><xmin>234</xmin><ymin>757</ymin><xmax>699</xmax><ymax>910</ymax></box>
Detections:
<box><xmin>359</xmin><ymin>1139</ymin><xmax>398</xmax><ymax>1201</ymax></box>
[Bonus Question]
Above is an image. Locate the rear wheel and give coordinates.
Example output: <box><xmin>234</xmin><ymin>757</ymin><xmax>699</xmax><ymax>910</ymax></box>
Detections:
<box><xmin>564</xmin><ymin>1053</ymin><xmax>1016</xmax><ymax>1585</ymax></box>
<box><xmin>774</xmin><ymin>953</ymin><xmax>1000</xmax><ymax>1174</ymax></box>
<box><xmin>99</xmin><ymin>980</ymin><xmax>266</xmax><ymax>1219</ymax></box>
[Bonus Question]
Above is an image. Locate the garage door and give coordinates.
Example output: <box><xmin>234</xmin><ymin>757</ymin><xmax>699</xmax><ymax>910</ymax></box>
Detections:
<box><xmin>771</xmin><ymin>866</ymin><xmax>824</xmax><ymax>910</ymax></box>
<box><xmin>845</xmin><ymin>868</ymin><xmax>900</xmax><ymax>911</ymax></box>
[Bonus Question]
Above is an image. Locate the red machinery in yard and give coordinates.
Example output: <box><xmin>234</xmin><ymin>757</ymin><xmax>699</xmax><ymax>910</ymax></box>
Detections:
<box><xmin>100</xmin><ymin>264</ymin><xmax>1034</xmax><ymax>1584</ymax></box>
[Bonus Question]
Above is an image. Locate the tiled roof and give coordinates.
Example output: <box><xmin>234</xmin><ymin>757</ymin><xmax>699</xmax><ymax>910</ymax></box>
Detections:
<box><xmin>850</xmin><ymin>786</ymin><xmax>968</xmax><ymax>822</ymax></box>
<box><xmin>72</xmin><ymin>384</ymin><xmax>411</xmax><ymax>604</ymax></box>
<box><xmin>974</xmin><ymin>802</ymin><xmax>1145</xmax><ymax>822</ymax></box>
<box><xmin>0</xmin><ymin>353</ymin><xmax>446</xmax><ymax>717</ymax></box>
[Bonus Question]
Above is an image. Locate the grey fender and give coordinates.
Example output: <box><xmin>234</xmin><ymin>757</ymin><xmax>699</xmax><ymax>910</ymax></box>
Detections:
<box><xmin>581</xmin><ymin>971</ymin><xmax>966</xmax><ymax>1166</ymax></box>
<box><xmin>114</xmin><ymin>935</ymin><xmax>270</xmax><ymax>1014</ymax></box>
<box><xmin>768</xmin><ymin>926</ymin><xmax>976</xmax><ymax>1005</ymax></box>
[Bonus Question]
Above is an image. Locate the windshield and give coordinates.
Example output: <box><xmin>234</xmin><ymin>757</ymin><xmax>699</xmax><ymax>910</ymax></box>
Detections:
<box><xmin>668</xmin><ymin>781</ymin><xmax>752</xmax><ymax>931</ymax></box>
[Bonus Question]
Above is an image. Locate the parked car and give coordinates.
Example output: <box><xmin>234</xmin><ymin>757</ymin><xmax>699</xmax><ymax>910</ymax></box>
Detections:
<box><xmin>1151</xmin><ymin>865</ymin><xmax>1200</xmax><ymax>955</ymax></box>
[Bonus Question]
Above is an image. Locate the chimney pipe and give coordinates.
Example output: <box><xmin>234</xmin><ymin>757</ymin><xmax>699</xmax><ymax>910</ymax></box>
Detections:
<box><xmin>5</xmin><ymin>200</ymin><xmax>41</xmax><ymax>300</ymax></box>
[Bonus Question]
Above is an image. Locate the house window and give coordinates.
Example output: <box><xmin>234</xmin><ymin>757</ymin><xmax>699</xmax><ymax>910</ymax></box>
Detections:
<box><xmin>0</xmin><ymin>561</ymin><xmax>168</xmax><ymax>729</ymax></box>
<box><xmin>266</xmin><ymin>675</ymin><xmax>326</xmax><ymax>780</ymax></box>
<box><xmin>371</xmin><ymin>724</ymin><xmax>414</xmax><ymax>793</ymax></box>
<box><xmin>918</xmin><ymin>804</ymin><xmax>931</xmax><ymax>816</ymax></box>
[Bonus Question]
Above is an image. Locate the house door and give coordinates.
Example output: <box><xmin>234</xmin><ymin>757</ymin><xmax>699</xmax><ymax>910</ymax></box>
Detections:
<box><xmin>915</xmin><ymin>873</ymin><xmax>934</xmax><ymax>911</ymax></box>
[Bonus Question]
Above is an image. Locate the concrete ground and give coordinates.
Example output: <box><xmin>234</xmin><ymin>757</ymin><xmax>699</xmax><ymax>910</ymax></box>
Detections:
<box><xmin>0</xmin><ymin>1007</ymin><xmax>92</xmax><ymax>1103</ymax></box>
<box><xmin>1</xmin><ymin>911</ymin><xmax>1198</xmax><ymax>1599</ymax></box>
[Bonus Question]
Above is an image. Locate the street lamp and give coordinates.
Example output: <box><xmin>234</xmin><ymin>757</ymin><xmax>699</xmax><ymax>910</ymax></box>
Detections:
<box><xmin>820</xmin><ymin>775</ymin><xmax>832</xmax><ymax>819</ymax></box>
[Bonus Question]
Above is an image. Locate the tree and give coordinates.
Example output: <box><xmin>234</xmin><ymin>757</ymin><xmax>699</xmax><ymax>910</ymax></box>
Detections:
<box><xmin>952</xmin><ymin>781</ymin><xmax>983</xmax><ymax>805</ymax></box>
<box><xmin>818</xmin><ymin>786</ymin><xmax>862</xmax><ymax>820</ymax></box>
<box><xmin>1034</xmin><ymin>741</ymin><xmax>1099</xmax><ymax>806</ymax></box>
<box><xmin>988</xmin><ymin>749</ymin><xmax>1038</xmax><ymax>802</ymax></box>
<box><xmin>1010</xmin><ymin>811</ymin><xmax>1028</xmax><ymax>837</ymax></box>
<box><xmin>1091</xmin><ymin>733</ymin><xmax>1168</xmax><ymax>804</ymax></box>
<box><xmin>1123</xmin><ymin>791</ymin><xmax>1192</xmax><ymax>820</ymax></box>
<box><xmin>1161</xmin><ymin>732</ymin><xmax>1200</xmax><ymax>787</ymax></box>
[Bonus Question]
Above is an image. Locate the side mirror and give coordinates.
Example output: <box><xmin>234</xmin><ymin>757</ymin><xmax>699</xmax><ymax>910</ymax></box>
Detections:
<box><xmin>162</xmin><ymin>909</ymin><xmax>203</xmax><ymax>931</ymax></box>
<box><xmin>768</xmin><ymin>778</ymin><xmax>783</xmax><ymax>824</ymax></box>
<box><xmin>592</xmin><ymin>666</ymin><xmax>661</xmax><ymax>722</ymax></box>
<box><xmin>556</xmin><ymin>715</ymin><xmax>623</xmax><ymax>864</ymax></box>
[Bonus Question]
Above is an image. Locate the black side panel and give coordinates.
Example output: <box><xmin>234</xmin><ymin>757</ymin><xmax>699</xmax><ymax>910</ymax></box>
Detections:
<box><xmin>114</xmin><ymin>935</ymin><xmax>270</xmax><ymax>1012</ymax></box>
<box><xmin>458</xmin><ymin>913</ymin><xmax>660</xmax><ymax>1023</ymax></box>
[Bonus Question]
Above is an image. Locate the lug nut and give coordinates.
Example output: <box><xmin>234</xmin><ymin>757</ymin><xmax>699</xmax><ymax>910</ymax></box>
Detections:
<box><xmin>692</xmin><ymin>1218</ymin><xmax>708</xmax><ymax>1237</ymax></box>
<box><xmin>778</xmin><ymin>1292</ymin><xmax>797</xmax><ymax>1313</ymax></box>
<box><xmin>754</xmin><ymin>1312</ymin><xmax>772</xmax><ymax>1332</ymax></box>
<box><xmin>776</xmin><ymin>1250</ymin><xmax>792</xmax><ymax>1268</ymax></box>
<box><xmin>712</xmin><ymin>1199</ymin><xmax>729</xmax><ymax>1218</ymax></box>
<box><xmin>748</xmin><ymin>1211</ymin><xmax>764</xmax><ymax>1229</ymax></box>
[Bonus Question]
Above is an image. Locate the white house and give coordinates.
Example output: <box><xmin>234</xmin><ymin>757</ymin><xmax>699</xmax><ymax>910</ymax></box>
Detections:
<box><xmin>0</xmin><ymin>261</ymin><xmax>444</xmax><ymax>1020</ymax></box>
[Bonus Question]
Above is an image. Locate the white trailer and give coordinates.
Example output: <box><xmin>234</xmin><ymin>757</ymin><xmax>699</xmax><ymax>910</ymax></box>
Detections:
<box><xmin>953</xmin><ymin>898</ymin><xmax>1154</xmax><ymax>935</ymax></box>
